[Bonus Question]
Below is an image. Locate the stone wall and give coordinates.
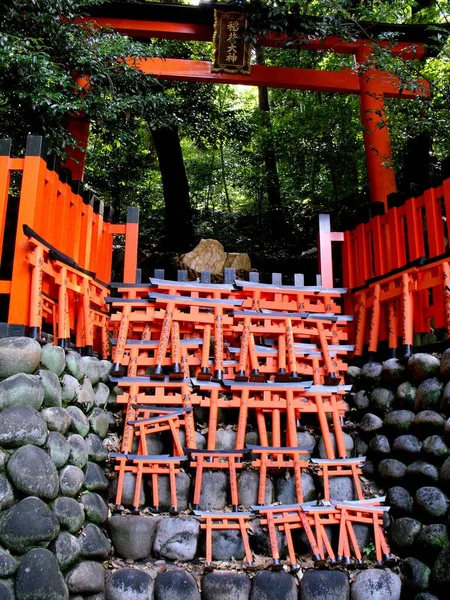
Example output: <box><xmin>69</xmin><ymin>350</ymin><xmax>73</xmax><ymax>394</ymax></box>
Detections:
<box><xmin>2</xmin><ymin>336</ymin><xmax>450</xmax><ymax>599</ymax></box>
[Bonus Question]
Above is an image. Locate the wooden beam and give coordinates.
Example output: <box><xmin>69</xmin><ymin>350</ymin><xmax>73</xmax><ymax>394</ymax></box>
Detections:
<box><xmin>132</xmin><ymin>58</ymin><xmax>430</xmax><ymax>99</ymax></box>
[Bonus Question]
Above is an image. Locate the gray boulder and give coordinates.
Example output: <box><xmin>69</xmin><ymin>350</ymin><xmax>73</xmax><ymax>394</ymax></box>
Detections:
<box><xmin>81</xmin><ymin>493</ymin><xmax>109</xmax><ymax>525</ymax></box>
<box><xmin>431</xmin><ymin>546</ymin><xmax>450</xmax><ymax>596</ymax></box>
<box><xmin>89</xmin><ymin>408</ymin><xmax>109</xmax><ymax>439</ymax></box>
<box><xmin>52</xmin><ymin>497</ymin><xmax>85</xmax><ymax>533</ymax></box>
<box><xmin>318</xmin><ymin>432</ymin><xmax>353</xmax><ymax>458</ymax></box>
<box><xmin>353</xmin><ymin>390</ymin><xmax>369</xmax><ymax>410</ymax></box>
<box><xmin>238</xmin><ymin>470</ymin><xmax>273</xmax><ymax>506</ymax></box>
<box><xmin>46</xmin><ymin>431</ymin><xmax>70</xmax><ymax>468</ymax></box>
<box><xmin>392</xmin><ymin>435</ymin><xmax>422</xmax><ymax>463</ymax></box>
<box><xmin>368</xmin><ymin>435</ymin><xmax>391</xmax><ymax>459</ymax></box>
<box><xmin>80</xmin><ymin>523</ymin><xmax>111</xmax><ymax>560</ymax></box>
<box><xmin>153</xmin><ymin>518</ymin><xmax>200</xmax><ymax>561</ymax></box>
<box><xmin>108</xmin><ymin>515</ymin><xmax>159</xmax><ymax>561</ymax></box>
<box><xmin>39</xmin><ymin>369</ymin><xmax>62</xmax><ymax>407</ymax></box>
<box><xmin>65</xmin><ymin>561</ymin><xmax>105</xmax><ymax>595</ymax></box>
<box><xmin>7</xmin><ymin>444</ymin><xmax>58</xmax><ymax>499</ymax></box>
<box><xmin>65</xmin><ymin>351</ymin><xmax>84</xmax><ymax>381</ymax></box>
<box><xmin>421</xmin><ymin>436</ymin><xmax>449</xmax><ymax>464</ymax></box>
<box><xmin>94</xmin><ymin>383</ymin><xmax>110</xmax><ymax>408</ymax></box>
<box><xmin>105</xmin><ymin>568</ymin><xmax>153</xmax><ymax>600</ymax></box>
<box><xmin>275</xmin><ymin>472</ymin><xmax>316</xmax><ymax>504</ymax></box>
<box><xmin>81</xmin><ymin>357</ymin><xmax>101</xmax><ymax>385</ymax></box>
<box><xmin>0</xmin><ymin>547</ymin><xmax>18</xmax><ymax>578</ymax></box>
<box><xmin>15</xmin><ymin>548</ymin><xmax>68</xmax><ymax>600</ymax></box>
<box><xmin>406</xmin><ymin>461</ymin><xmax>439</xmax><ymax>489</ymax></box>
<box><xmin>413</xmin><ymin>411</ymin><xmax>446</xmax><ymax>439</ymax></box>
<box><xmin>199</xmin><ymin>471</ymin><xmax>228</xmax><ymax>510</ymax></box>
<box><xmin>377</xmin><ymin>459</ymin><xmax>406</xmax><ymax>485</ymax></box>
<box><xmin>61</xmin><ymin>374</ymin><xmax>81</xmax><ymax>404</ymax></box>
<box><xmin>351</xmin><ymin>569</ymin><xmax>401</xmax><ymax>600</ymax></box>
<box><xmin>0</xmin><ymin>405</ymin><xmax>47</xmax><ymax>447</ymax></box>
<box><xmin>209</xmin><ymin>529</ymin><xmax>244</xmax><ymax>560</ymax></box>
<box><xmin>84</xmin><ymin>462</ymin><xmax>108</xmax><ymax>492</ymax></box>
<box><xmin>68</xmin><ymin>434</ymin><xmax>88</xmax><ymax>469</ymax></box>
<box><xmin>250</xmin><ymin>571</ymin><xmax>297</xmax><ymax>600</ymax></box>
<box><xmin>359</xmin><ymin>363</ymin><xmax>382</xmax><ymax>388</ymax></box>
<box><xmin>41</xmin><ymin>407</ymin><xmax>71</xmax><ymax>435</ymax></box>
<box><xmin>0</xmin><ymin>373</ymin><xmax>44</xmax><ymax>410</ymax></box>
<box><xmin>389</xmin><ymin>517</ymin><xmax>422</xmax><ymax>553</ymax></box>
<box><xmin>360</xmin><ymin>413</ymin><xmax>383</xmax><ymax>435</ymax></box>
<box><xmin>408</xmin><ymin>354</ymin><xmax>440</xmax><ymax>382</ymax></box>
<box><xmin>396</xmin><ymin>381</ymin><xmax>417</xmax><ymax>411</ymax></box>
<box><xmin>415</xmin><ymin>487</ymin><xmax>449</xmax><ymax>522</ymax></box>
<box><xmin>59</xmin><ymin>465</ymin><xmax>85</xmax><ymax>498</ymax></box>
<box><xmin>384</xmin><ymin>410</ymin><xmax>415</xmax><ymax>437</ymax></box>
<box><xmin>215</xmin><ymin>429</ymin><xmax>237</xmax><ymax>450</ymax></box>
<box><xmin>66</xmin><ymin>406</ymin><xmax>90</xmax><ymax>437</ymax></box>
<box><xmin>300</xmin><ymin>570</ymin><xmax>349</xmax><ymax>600</ymax></box>
<box><xmin>148</xmin><ymin>472</ymin><xmax>190</xmax><ymax>512</ymax></box>
<box><xmin>414</xmin><ymin>378</ymin><xmax>443</xmax><ymax>412</ymax></box>
<box><xmin>109</xmin><ymin>472</ymin><xmax>145</xmax><ymax>508</ymax></box>
<box><xmin>0</xmin><ymin>337</ymin><xmax>41</xmax><ymax>378</ymax></box>
<box><xmin>370</xmin><ymin>388</ymin><xmax>395</xmax><ymax>415</ymax></box>
<box><xmin>154</xmin><ymin>570</ymin><xmax>200</xmax><ymax>600</ymax></box>
<box><xmin>98</xmin><ymin>360</ymin><xmax>112</xmax><ymax>383</ymax></box>
<box><xmin>86</xmin><ymin>434</ymin><xmax>108</xmax><ymax>463</ymax></box>
<box><xmin>328</xmin><ymin>476</ymin><xmax>357</xmax><ymax>502</ymax></box>
<box><xmin>0</xmin><ymin>496</ymin><xmax>60</xmax><ymax>553</ymax></box>
<box><xmin>386</xmin><ymin>486</ymin><xmax>413</xmax><ymax>517</ymax></box>
<box><xmin>202</xmin><ymin>572</ymin><xmax>250</xmax><ymax>600</ymax></box>
<box><xmin>415</xmin><ymin>524</ymin><xmax>450</xmax><ymax>565</ymax></box>
<box><xmin>40</xmin><ymin>344</ymin><xmax>65</xmax><ymax>376</ymax></box>
<box><xmin>381</xmin><ymin>358</ymin><xmax>407</xmax><ymax>388</ymax></box>
<box><xmin>77</xmin><ymin>378</ymin><xmax>96</xmax><ymax>412</ymax></box>
<box><xmin>439</xmin><ymin>348</ymin><xmax>450</xmax><ymax>380</ymax></box>
<box><xmin>402</xmin><ymin>557</ymin><xmax>430</xmax><ymax>596</ymax></box>
<box><xmin>49</xmin><ymin>531</ymin><xmax>82</xmax><ymax>571</ymax></box>
<box><xmin>345</xmin><ymin>365</ymin><xmax>361</xmax><ymax>384</ymax></box>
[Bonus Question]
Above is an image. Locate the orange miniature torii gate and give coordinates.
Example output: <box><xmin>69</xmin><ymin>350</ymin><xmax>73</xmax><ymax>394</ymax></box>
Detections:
<box><xmin>71</xmin><ymin>1</ymin><xmax>432</xmax><ymax>210</ymax></box>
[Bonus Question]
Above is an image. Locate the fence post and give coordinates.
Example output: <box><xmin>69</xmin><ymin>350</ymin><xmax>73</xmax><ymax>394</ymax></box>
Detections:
<box><xmin>8</xmin><ymin>137</ymin><xmax>47</xmax><ymax>328</ymax></box>
<box><xmin>123</xmin><ymin>207</ymin><xmax>139</xmax><ymax>284</ymax></box>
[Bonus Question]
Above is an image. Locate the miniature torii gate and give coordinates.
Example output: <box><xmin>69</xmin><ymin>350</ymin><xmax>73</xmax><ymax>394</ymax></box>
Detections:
<box><xmin>72</xmin><ymin>1</ymin><xmax>432</xmax><ymax>209</ymax></box>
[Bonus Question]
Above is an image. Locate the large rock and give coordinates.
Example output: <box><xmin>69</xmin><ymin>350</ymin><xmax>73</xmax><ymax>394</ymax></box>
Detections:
<box><xmin>154</xmin><ymin>570</ymin><xmax>200</xmax><ymax>600</ymax></box>
<box><xmin>15</xmin><ymin>548</ymin><xmax>68</xmax><ymax>600</ymax></box>
<box><xmin>53</xmin><ymin>497</ymin><xmax>85</xmax><ymax>533</ymax></box>
<box><xmin>415</xmin><ymin>524</ymin><xmax>450</xmax><ymax>565</ymax></box>
<box><xmin>7</xmin><ymin>444</ymin><xmax>59</xmax><ymax>499</ymax></box>
<box><xmin>80</xmin><ymin>523</ymin><xmax>111</xmax><ymax>560</ymax></box>
<box><xmin>148</xmin><ymin>472</ymin><xmax>190</xmax><ymax>512</ymax></box>
<box><xmin>68</xmin><ymin>434</ymin><xmax>88</xmax><ymax>469</ymax></box>
<box><xmin>89</xmin><ymin>408</ymin><xmax>109</xmax><ymax>439</ymax></box>
<box><xmin>392</xmin><ymin>435</ymin><xmax>422</xmax><ymax>464</ymax></box>
<box><xmin>108</xmin><ymin>515</ymin><xmax>158</xmax><ymax>561</ymax></box>
<box><xmin>250</xmin><ymin>518</ymin><xmax>287</xmax><ymax>558</ymax></box>
<box><xmin>414</xmin><ymin>379</ymin><xmax>443</xmax><ymax>412</ymax></box>
<box><xmin>65</xmin><ymin>561</ymin><xmax>105</xmax><ymax>595</ymax></box>
<box><xmin>300</xmin><ymin>570</ymin><xmax>349</xmax><ymax>600</ymax></box>
<box><xmin>215</xmin><ymin>429</ymin><xmax>237</xmax><ymax>450</ymax></box>
<box><xmin>40</xmin><ymin>344</ymin><xmax>66</xmax><ymax>376</ymax></box>
<box><xmin>368</xmin><ymin>435</ymin><xmax>391</xmax><ymax>459</ymax></box>
<box><xmin>370</xmin><ymin>388</ymin><xmax>395</xmax><ymax>415</ymax></box>
<box><xmin>77</xmin><ymin>378</ymin><xmax>95</xmax><ymax>411</ymax></box>
<box><xmin>109</xmin><ymin>472</ymin><xmax>145</xmax><ymax>508</ymax></box>
<box><xmin>59</xmin><ymin>465</ymin><xmax>85</xmax><ymax>497</ymax></box>
<box><xmin>275</xmin><ymin>472</ymin><xmax>316</xmax><ymax>504</ymax></box>
<box><xmin>66</xmin><ymin>406</ymin><xmax>90</xmax><ymax>437</ymax></box>
<box><xmin>250</xmin><ymin>571</ymin><xmax>296</xmax><ymax>600</ymax></box>
<box><xmin>202</xmin><ymin>572</ymin><xmax>251</xmax><ymax>600</ymax></box>
<box><xmin>84</xmin><ymin>462</ymin><xmax>108</xmax><ymax>492</ymax></box>
<box><xmin>81</xmin><ymin>357</ymin><xmax>101</xmax><ymax>386</ymax></box>
<box><xmin>49</xmin><ymin>531</ymin><xmax>82</xmax><ymax>571</ymax></box>
<box><xmin>408</xmin><ymin>354</ymin><xmax>440</xmax><ymax>382</ymax></box>
<box><xmin>421</xmin><ymin>435</ymin><xmax>449</xmax><ymax>464</ymax></box>
<box><xmin>0</xmin><ymin>547</ymin><xmax>18</xmax><ymax>578</ymax></box>
<box><xmin>42</xmin><ymin>407</ymin><xmax>71</xmax><ymax>435</ymax></box>
<box><xmin>415</xmin><ymin>487</ymin><xmax>449</xmax><ymax>522</ymax></box>
<box><xmin>386</xmin><ymin>486</ymin><xmax>413</xmax><ymax>517</ymax></box>
<box><xmin>94</xmin><ymin>383</ymin><xmax>110</xmax><ymax>409</ymax></box>
<box><xmin>199</xmin><ymin>471</ymin><xmax>228</xmax><ymax>510</ymax></box>
<box><xmin>81</xmin><ymin>493</ymin><xmax>109</xmax><ymax>525</ymax></box>
<box><xmin>180</xmin><ymin>239</ymin><xmax>227</xmax><ymax>276</ymax></box>
<box><xmin>413</xmin><ymin>412</ymin><xmax>446</xmax><ymax>439</ymax></box>
<box><xmin>0</xmin><ymin>476</ymin><xmax>14</xmax><ymax>512</ymax></box>
<box><xmin>406</xmin><ymin>461</ymin><xmax>439</xmax><ymax>489</ymax></box>
<box><xmin>39</xmin><ymin>369</ymin><xmax>62</xmax><ymax>407</ymax></box>
<box><xmin>0</xmin><ymin>337</ymin><xmax>41</xmax><ymax>378</ymax></box>
<box><xmin>209</xmin><ymin>529</ymin><xmax>245</xmax><ymax>560</ymax></box>
<box><xmin>351</xmin><ymin>569</ymin><xmax>401</xmax><ymax>600</ymax></box>
<box><xmin>381</xmin><ymin>358</ymin><xmax>407</xmax><ymax>388</ymax></box>
<box><xmin>238</xmin><ymin>470</ymin><xmax>273</xmax><ymax>506</ymax></box>
<box><xmin>0</xmin><ymin>405</ymin><xmax>47</xmax><ymax>447</ymax></box>
<box><xmin>61</xmin><ymin>374</ymin><xmax>81</xmax><ymax>404</ymax></box>
<box><xmin>0</xmin><ymin>373</ymin><xmax>44</xmax><ymax>411</ymax></box>
<box><xmin>65</xmin><ymin>351</ymin><xmax>84</xmax><ymax>381</ymax></box>
<box><xmin>105</xmin><ymin>568</ymin><xmax>153</xmax><ymax>600</ymax></box>
<box><xmin>224</xmin><ymin>252</ymin><xmax>251</xmax><ymax>271</ymax></box>
<box><xmin>431</xmin><ymin>546</ymin><xmax>450</xmax><ymax>596</ymax></box>
<box><xmin>384</xmin><ymin>410</ymin><xmax>415</xmax><ymax>437</ymax></box>
<box><xmin>353</xmin><ymin>390</ymin><xmax>369</xmax><ymax>411</ymax></box>
<box><xmin>396</xmin><ymin>382</ymin><xmax>417</xmax><ymax>411</ymax></box>
<box><xmin>360</xmin><ymin>413</ymin><xmax>383</xmax><ymax>435</ymax></box>
<box><xmin>389</xmin><ymin>517</ymin><xmax>422</xmax><ymax>553</ymax></box>
<box><xmin>0</xmin><ymin>496</ymin><xmax>60</xmax><ymax>553</ymax></box>
<box><xmin>46</xmin><ymin>431</ymin><xmax>70</xmax><ymax>468</ymax></box>
<box><xmin>98</xmin><ymin>360</ymin><xmax>112</xmax><ymax>384</ymax></box>
<box><xmin>153</xmin><ymin>518</ymin><xmax>200</xmax><ymax>561</ymax></box>
<box><xmin>317</xmin><ymin>432</ymin><xmax>354</xmax><ymax>458</ymax></box>
<box><xmin>402</xmin><ymin>557</ymin><xmax>430</xmax><ymax>596</ymax></box>
<box><xmin>0</xmin><ymin>582</ymin><xmax>12</xmax><ymax>600</ymax></box>
<box><xmin>377</xmin><ymin>459</ymin><xmax>406</xmax><ymax>485</ymax></box>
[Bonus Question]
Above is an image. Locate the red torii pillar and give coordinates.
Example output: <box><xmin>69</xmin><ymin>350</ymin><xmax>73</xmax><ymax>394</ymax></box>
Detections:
<box><xmin>356</xmin><ymin>44</ymin><xmax>397</xmax><ymax>209</ymax></box>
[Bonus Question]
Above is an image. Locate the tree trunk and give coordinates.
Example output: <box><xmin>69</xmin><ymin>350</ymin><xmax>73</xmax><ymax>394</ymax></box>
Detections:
<box><xmin>255</xmin><ymin>47</ymin><xmax>284</xmax><ymax>236</ymax></box>
<box><xmin>151</xmin><ymin>126</ymin><xmax>194</xmax><ymax>252</ymax></box>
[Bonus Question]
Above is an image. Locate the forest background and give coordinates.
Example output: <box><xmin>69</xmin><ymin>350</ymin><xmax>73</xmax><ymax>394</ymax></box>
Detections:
<box><xmin>0</xmin><ymin>0</ymin><xmax>449</xmax><ymax>279</ymax></box>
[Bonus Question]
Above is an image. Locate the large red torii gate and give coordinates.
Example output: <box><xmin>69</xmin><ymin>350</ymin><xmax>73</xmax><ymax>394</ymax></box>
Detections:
<box><xmin>71</xmin><ymin>1</ymin><xmax>432</xmax><ymax>209</ymax></box>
